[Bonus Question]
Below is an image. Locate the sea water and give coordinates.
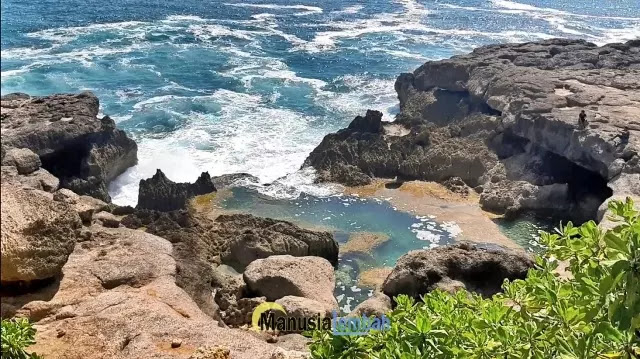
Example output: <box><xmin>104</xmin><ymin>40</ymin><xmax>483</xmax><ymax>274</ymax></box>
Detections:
<box><xmin>2</xmin><ymin>0</ymin><xmax>636</xmax><ymax>310</ymax></box>
<box><xmin>221</xmin><ymin>186</ymin><xmax>554</xmax><ymax>312</ymax></box>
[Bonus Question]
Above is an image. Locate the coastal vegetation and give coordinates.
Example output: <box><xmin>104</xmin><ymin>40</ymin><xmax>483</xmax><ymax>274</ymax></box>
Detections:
<box><xmin>1</xmin><ymin>318</ymin><xmax>42</xmax><ymax>359</ymax></box>
<box><xmin>310</xmin><ymin>198</ymin><xmax>640</xmax><ymax>358</ymax></box>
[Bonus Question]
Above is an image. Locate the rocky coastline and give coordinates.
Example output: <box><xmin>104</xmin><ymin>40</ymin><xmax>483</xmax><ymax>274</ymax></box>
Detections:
<box><xmin>2</xmin><ymin>39</ymin><xmax>638</xmax><ymax>358</ymax></box>
<box><xmin>304</xmin><ymin>39</ymin><xmax>640</xmax><ymax>223</ymax></box>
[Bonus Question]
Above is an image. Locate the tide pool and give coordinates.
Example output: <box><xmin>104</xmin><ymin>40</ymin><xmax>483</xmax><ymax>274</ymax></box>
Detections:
<box><xmin>219</xmin><ymin>187</ymin><xmax>554</xmax><ymax>313</ymax></box>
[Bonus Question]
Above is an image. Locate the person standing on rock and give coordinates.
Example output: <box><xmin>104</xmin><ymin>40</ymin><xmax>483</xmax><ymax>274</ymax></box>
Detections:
<box><xmin>578</xmin><ymin>110</ymin><xmax>588</xmax><ymax>130</ymax></box>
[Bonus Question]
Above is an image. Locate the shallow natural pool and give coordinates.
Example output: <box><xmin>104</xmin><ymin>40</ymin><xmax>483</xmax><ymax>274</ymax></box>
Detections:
<box><xmin>219</xmin><ymin>187</ymin><xmax>555</xmax><ymax>313</ymax></box>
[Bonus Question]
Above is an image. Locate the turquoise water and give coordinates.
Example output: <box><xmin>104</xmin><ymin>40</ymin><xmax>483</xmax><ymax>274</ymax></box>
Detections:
<box><xmin>2</xmin><ymin>0</ymin><xmax>639</xmax><ymax>205</ymax></box>
<box><xmin>221</xmin><ymin>187</ymin><xmax>553</xmax><ymax>312</ymax></box>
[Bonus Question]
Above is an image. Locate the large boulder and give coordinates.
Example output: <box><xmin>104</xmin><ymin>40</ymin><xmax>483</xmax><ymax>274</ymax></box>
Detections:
<box><xmin>382</xmin><ymin>242</ymin><xmax>534</xmax><ymax>300</ymax></box>
<box><xmin>0</xmin><ymin>183</ymin><xmax>82</xmax><ymax>282</ymax></box>
<box><xmin>219</xmin><ymin>214</ymin><xmax>339</xmax><ymax>269</ymax></box>
<box><xmin>137</xmin><ymin>169</ymin><xmax>217</xmax><ymax>211</ymax></box>
<box><xmin>244</xmin><ymin>255</ymin><xmax>337</xmax><ymax>309</ymax></box>
<box><xmin>348</xmin><ymin>292</ymin><xmax>392</xmax><ymax>318</ymax></box>
<box><xmin>1</xmin><ymin>148</ymin><xmax>41</xmax><ymax>175</ymax></box>
<box><xmin>1</xmin><ymin>165</ymin><xmax>59</xmax><ymax>193</ymax></box>
<box><xmin>53</xmin><ymin>188</ymin><xmax>109</xmax><ymax>224</ymax></box>
<box><xmin>0</xmin><ymin>92</ymin><xmax>137</xmax><ymax>201</ymax></box>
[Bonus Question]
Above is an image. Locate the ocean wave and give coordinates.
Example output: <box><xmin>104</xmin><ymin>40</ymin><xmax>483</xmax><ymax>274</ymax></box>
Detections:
<box><xmin>252</xmin><ymin>167</ymin><xmax>340</xmax><ymax>200</ymax></box>
<box><xmin>110</xmin><ymin>88</ymin><xmax>330</xmax><ymax>205</ymax></box>
<box><xmin>165</xmin><ymin>15</ymin><xmax>207</xmax><ymax>22</ymax></box>
<box><xmin>330</xmin><ymin>5</ymin><xmax>363</xmax><ymax>15</ymax></box>
<box><xmin>223</xmin><ymin>2</ymin><xmax>323</xmax><ymax>16</ymax></box>
<box><xmin>491</xmin><ymin>0</ymin><xmax>565</xmax><ymax>14</ymax></box>
<box><xmin>316</xmin><ymin>75</ymin><xmax>399</xmax><ymax>121</ymax></box>
<box><xmin>188</xmin><ymin>23</ymin><xmax>256</xmax><ymax>41</ymax></box>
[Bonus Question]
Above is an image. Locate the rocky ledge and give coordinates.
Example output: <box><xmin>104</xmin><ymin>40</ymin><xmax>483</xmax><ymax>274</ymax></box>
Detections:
<box><xmin>1</xmin><ymin>92</ymin><xmax>137</xmax><ymax>201</ymax></box>
<box><xmin>305</xmin><ymin>39</ymin><xmax>640</xmax><ymax>221</ymax></box>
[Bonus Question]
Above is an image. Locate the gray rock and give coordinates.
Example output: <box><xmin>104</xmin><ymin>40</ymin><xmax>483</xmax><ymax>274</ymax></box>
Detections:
<box><xmin>304</xmin><ymin>39</ymin><xmax>640</xmax><ymax>221</ymax></box>
<box><xmin>137</xmin><ymin>169</ymin><xmax>216</xmax><ymax>211</ymax></box>
<box><xmin>0</xmin><ymin>92</ymin><xmax>137</xmax><ymax>201</ymax></box>
<box><xmin>348</xmin><ymin>292</ymin><xmax>392</xmax><ymax>318</ymax></box>
<box><xmin>93</xmin><ymin>211</ymin><xmax>120</xmax><ymax>228</ymax></box>
<box><xmin>218</xmin><ymin>214</ymin><xmax>339</xmax><ymax>269</ymax></box>
<box><xmin>382</xmin><ymin>242</ymin><xmax>534</xmax><ymax>300</ymax></box>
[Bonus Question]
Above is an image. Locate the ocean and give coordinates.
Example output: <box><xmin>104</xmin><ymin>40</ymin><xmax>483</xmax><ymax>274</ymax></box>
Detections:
<box><xmin>2</xmin><ymin>0</ymin><xmax>639</xmax><ymax>203</ymax></box>
<box><xmin>2</xmin><ymin>0</ymin><xmax>638</xmax><ymax>311</ymax></box>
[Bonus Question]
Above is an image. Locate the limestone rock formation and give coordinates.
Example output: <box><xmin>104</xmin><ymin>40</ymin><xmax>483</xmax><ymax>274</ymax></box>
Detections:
<box><xmin>1</xmin><ymin>148</ymin><xmax>41</xmax><ymax>174</ymax></box>
<box><xmin>1</xmin><ymin>226</ymin><xmax>293</xmax><ymax>359</ymax></box>
<box><xmin>1</xmin><ymin>164</ymin><xmax>60</xmax><ymax>193</ymax></box>
<box><xmin>137</xmin><ymin>169</ymin><xmax>217</xmax><ymax>211</ymax></box>
<box><xmin>0</xmin><ymin>183</ymin><xmax>82</xmax><ymax>283</ymax></box>
<box><xmin>1</xmin><ymin>92</ymin><xmax>137</xmax><ymax>201</ymax></box>
<box><xmin>219</xmin><ymin>214</ymin><xmax>339</xmax><ymax>270</ymax></box>
<box><xmin>382</xmin><ymin>242</ymin><xmax>534</xmax><ymax>300</ymax></box>
<box><xmin>348</xmin><ymin>292</ymin><xmax>392</xmax><ymax>318</ymax></box>
<box><xmin>243</xmin><ymin>255</ymin><xmax>338</xmax><ymax>310</ymax></box>
<box><xmin>305</xmin><ymin>39</ymin><xmax>640</xmax><ymax>221</ymax></box>
<box><xmin>53</xmin><ymin>188</ymin><xmax>109</xmax><ymax>224</ymax></box>
<box><xmin>120</xmin><ymin>210</ymin><xmax>338</xmax><ymax>322</ymax></box>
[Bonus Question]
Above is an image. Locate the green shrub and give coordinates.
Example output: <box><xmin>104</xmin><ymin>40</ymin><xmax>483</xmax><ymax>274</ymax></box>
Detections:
<box><xmin>310</xmin><ymin>198</ymin><xmax>640</xmax><ymax>358</ymax></box>
<box><xmin>1</xmin><ymin>318</ymin><xmax>42</xmax><ymax>359</ymax></box>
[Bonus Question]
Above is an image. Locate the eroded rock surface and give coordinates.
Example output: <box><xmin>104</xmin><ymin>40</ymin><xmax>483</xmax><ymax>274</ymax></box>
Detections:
<box><xmin>219</xmin><ymin>215</ymin><xmax>339</xmax><ymax>270</ymax></box>
<box><xmin>120</xmin><ymin>210</ymin><xmax>338</xmax><ymax>323</ymax></box>
<box><xmin>1</xmin><ymin>92</ymin><xmax>137</xmax><ymax>201</ymax></box>
<box><xmin>382</xmin><ymin>242</ymin><xmax>534</xmax><ymax>300</ymax></box>
<box><xmin>0</xmin><ymin>182</ymin><xmax>82</xmax><ymax>284</ymax></box>
<box><xmin>137</xmin><ymin>169</ymin><xmax>217</xmax><ymax>212</ymax></box>
<box><xmin>244</xmin><ymin>255</ymin><xmax>337</xmax><ymax>310</ymax></box>
<box><xmin>0</xmin><ymin>226</ymin><xmax>298</xmax><ymax>359</ymax></box>
<box><xmin>305</xmin><ymin>39</ymin><xmax>640</xmax><ymax>221</ymax></box>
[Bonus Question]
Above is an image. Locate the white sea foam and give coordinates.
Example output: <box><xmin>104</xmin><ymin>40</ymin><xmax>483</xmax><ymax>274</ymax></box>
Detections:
<box><xmin>253</xmin><ymin>167</ymin><xmax>340</xmax><ymax>200</ymax></box>
<box><xmin>223</xmin><ymin>3</ymin><xmax>323</xmax><ymax>16</ymax></box>
<box><xmin>330</xmin><ymin>5</ymin><xmax>363</xmax><ymax>15</ymax></box>
<box><xmin>165</xmin><ymin>15</ymin><xmax>207</xmax><ymax>22</ymax></box>
<box><xmin>110</xmin><ymin>89</ymin><xmax>339</xmax><ymax>205</ymax></box>
<box><xmin>188</xmin><ymin>24</ymin><xmax>256</xmax><ymax>41</ymax></box>
<box><xmin>316</xmin><ymin>74</ymin><xmax>399</xmax><ymax>121</ymax></box>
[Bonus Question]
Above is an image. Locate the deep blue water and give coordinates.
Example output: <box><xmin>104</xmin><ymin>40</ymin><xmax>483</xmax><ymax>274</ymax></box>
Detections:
<box><xmin>2</xmin><ymin>0</ymin><xmax>639</xmax><ymax>204</ymax></box>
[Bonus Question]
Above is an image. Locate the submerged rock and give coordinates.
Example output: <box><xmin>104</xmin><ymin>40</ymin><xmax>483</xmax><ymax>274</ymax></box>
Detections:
<box><xmin>137</xmin><ymin>169</ymin><xmax>217</xmax><ymax>211</ymax></box>
<box><xmin>340</xmin><ymin>232</ymin><xmax>389</xmax><ymax>254</ymax></box>
<box><xmin>0</xmin><ymin>92</ymin><xmax>138</xmax><ymax>202</ymax></box>
<box><xmin>305</xmin><ymin>39</ymin><xmax>640</xmax><ymax>221</ymax></box>
<box><xmin>382</xmin><ymin>242</ymin><xmax>534</xmax><ymax>300</ymax></box>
